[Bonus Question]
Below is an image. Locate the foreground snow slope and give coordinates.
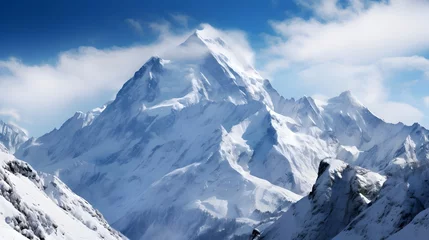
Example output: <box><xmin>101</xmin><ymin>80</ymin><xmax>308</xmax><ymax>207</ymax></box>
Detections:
<box><xmin>263</xmin><ymin>159</ymin><xmax>386</xmax><ymax>240</ymax></box>
<box><xmin>0</xmin><ymin>150</ymin><xmax>125</xmax><ymax>240</ymax></box>
<box><xmin>15</xmin><ymin>24</ymin><xmax>429</xmax><ymax>239</ymax></box>
<box><xmin>334</xmin><ymin>161</ymin><xmax>429</xmax><ymax>240</ymax></box>
<box><xmin>264</xmin><ymin>159</ymin><xmax>429</xmax><ymax>240</ymax></box>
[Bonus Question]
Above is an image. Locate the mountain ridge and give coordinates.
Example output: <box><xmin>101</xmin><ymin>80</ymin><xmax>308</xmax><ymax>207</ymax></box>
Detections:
<box><xmin>13</xmin><ymin>25</ymin><xmax>429</xmax><ymax>239</ymax></box>
<box><xmin>0</xmin><ymin>120</ymin><xmax>28</xmax><ymax>154</ymax></box>
<box><xmin>0</xmin><ymin>149</ymin><xmax>125</xmax><ymax>240</ymax></box>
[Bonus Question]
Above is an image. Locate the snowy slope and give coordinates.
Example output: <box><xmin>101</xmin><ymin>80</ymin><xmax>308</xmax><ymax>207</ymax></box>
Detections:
<box><xmin>264</xmin><ymin>159</ymin><xmax>429</xmax><ymax>240</ymax></box>
<box><xmin>334</xmin><ymin>162</ymin><xmax>429</xmax><ymax>240</ymax></box>
<box><xmin>17</xmin><ymin>101</ymin><xmax>111</xmax><ymax>164</ymax></box>
<box><xmin>17</xmin><ymin>25</ymin><xmax>309</xmax><ymax>240</ymax></box>
<box><xmin>15</xmin><ymin>24</ymin><xmax>429</xmax><ymax>240</ymax></box>
<box><xmin>262</xmin><ymin>159</ymin><xmax>386</xmax><ymax>240</ymax></box>
<box><xmin>388</xmin><ymin>208</ymin><xmax>429</xmax><ymax>240</ymax></box>
<box><xmin>0</xmin><ymin>150</ymin><xmax>125</xmax><ymax>240</ymax></box>
<box><xmin>0</xmin><ymin>120</ymin><xmax>28</xmax><ymax>154</ymax></box>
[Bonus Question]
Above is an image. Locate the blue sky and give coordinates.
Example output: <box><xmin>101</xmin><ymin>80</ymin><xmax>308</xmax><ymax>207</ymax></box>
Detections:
<box><xmin>1</xmin><ymin>0</ymin><xmax>298</xmax><ymax>63</ymax></box>
<box><xmin>2</xmin><ymin>0</ymin><xmax>429</xmax><ymax>136</ymax></box>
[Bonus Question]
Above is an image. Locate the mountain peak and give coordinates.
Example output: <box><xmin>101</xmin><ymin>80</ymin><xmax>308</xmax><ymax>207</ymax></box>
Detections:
<box><xmin>338</xmin><ymin>90</ymin><xmax>355</xmax><ymax>100</ymax></box>
<box><xmin>328</xmin><ymin>90</ymin><xmax>364</xmax><ymax>108</ymax></box>
<box><xmin>194</xmin><ymin>24</ymin><xmax>226</xmax><ymax>43</ymax></box>
<box><xmin>137</xmin><ymin>56</ymin><xmax>166</xmax><ymax>74</ymax></box>
<box><xmin>0</xmin><ymin>120</ymin><xmax>28</xmax><ymax>153</ymax></box>
<box><xmin>183</xmin><ymin>24</ymin><xmax>227</xmax><ymax>50</ymax></box>
<box><xmin>0</xmin><ymin>120</ymin><xmax>27</xmax><ymax>136</ymax></box>
<box><xmin>106</xmin><ymin>25</ymin><xmax>271</xmax><ymax>114</ymax></box>
<box><xmin>183</xmin><ymin>24</ymin><xmax>262</xmax><ymax>80</ymax></box>
<box><xmin>296</xmin><ymin>96</ymin><xmax>321</xmax><ymax>115</ymax></box>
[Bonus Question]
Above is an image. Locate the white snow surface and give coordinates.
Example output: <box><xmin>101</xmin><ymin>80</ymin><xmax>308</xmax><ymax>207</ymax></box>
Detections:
<box><xmin>0</xmin><ymin>120</ymin><xmax>28</xmax><ymax>154</ymax></box>
<box><xmin>14</xmin><ymin>25</ymin><xmax>429</xmax><ymax>239</ymax></box>
<box><xmin>333</xmin><ymin>161</ymin><xmax>429</xmax><ymax>240</ymax></box>
<box><xmin>0</xmin><ymin>150</ymin><xmax>125</xmax><ymax>240</ymax></box>
<box><xmin>263</xmin><ymin>159</ymin><xmax>386</xmax><ymax>240</ymax></box>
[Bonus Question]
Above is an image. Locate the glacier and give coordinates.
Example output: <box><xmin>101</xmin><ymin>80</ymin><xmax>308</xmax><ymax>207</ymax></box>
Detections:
<box><xmin>12</xmin><ymin>24</ymin><xmax>429</xmax><ymax>239</ymax></box>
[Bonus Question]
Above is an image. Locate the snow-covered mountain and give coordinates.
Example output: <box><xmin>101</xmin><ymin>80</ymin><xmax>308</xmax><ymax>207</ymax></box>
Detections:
<box><xmin>334</xmin><ymin>161</ymin><xmax>429</xmax><ymax>240</ymax></box>
<box><xmin>0</xmin><ymin>150</ymin><xmax>125</xmax><ymax>240</ymax></box>
<box><xmin>262</xmin><ymin>159</ymin><xmax>386</xmax><ymax>240</ymax></box>
<box><xmin>264</xmin><ymin>159</ymin><xmax>429</xmax><ymax>240</ymax></box>
<box><xmin>0</xmin><ymin>120</ymin><xmax>28</xmax><ymax>153</ymax></box>
<box><xmin>17</xmin><ymin>25</ymin><xmax>307</xmax><ymax>239</ymax></box>
<box><xmin>15</xmin><ymin>24</ymin><xmax>429</xmax><ymax>239</ymax></box>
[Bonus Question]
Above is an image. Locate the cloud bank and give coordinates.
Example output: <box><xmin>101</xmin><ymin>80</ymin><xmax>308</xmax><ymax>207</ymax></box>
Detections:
<box><xmin>0</xmin><ymin>20</ymin><xmax>194</xmax><ymax>135</ymax></box>
<box><xmin>0</xmin><ymin>21</ymin><xmax>254</xmax><ymax>136</ymax></box>
<box><xmin>2</xmin><ymin>2</ymin><xmax>429</xmax><ymax>135</ymax></box>
<box><xmin>263</xmin><ymin>0</ymin><xmax>429</xmax><ymax>126</ymax></box>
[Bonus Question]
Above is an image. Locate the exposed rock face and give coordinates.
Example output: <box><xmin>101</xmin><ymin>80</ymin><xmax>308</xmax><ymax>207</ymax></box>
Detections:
<box><xmin>263</xmin><ymin>159</ymin><xmax>385</xmax><ymax>240</ymax></box>
<box><xmin>0</xmin><ymin>150</ymin><xmax>125</xmax><ymax>240</ymax></box>
<box><xmin>335</xmin><ymin>162</ymin><xmax>429</xmax><ymax>240</ymax></box>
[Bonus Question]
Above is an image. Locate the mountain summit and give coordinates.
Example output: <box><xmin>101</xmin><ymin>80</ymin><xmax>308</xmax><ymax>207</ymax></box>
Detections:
<box><xmin>16</xmin><ymin>26</ymin><xmax>429</xmax><ymax>240</ymax></box>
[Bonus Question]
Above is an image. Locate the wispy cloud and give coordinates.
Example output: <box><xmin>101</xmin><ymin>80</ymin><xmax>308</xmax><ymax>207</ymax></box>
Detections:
<box><xmin>295</xmin><ymin>0</ymin><xmax>368</xmax><ymax>21</ymax></box>
<box><xmin>424</xmin><ymin>96</ymin><xmax>429</xmax><ymax>107</ymax></box>
<box><xmin>0</xmin><ymin>22</ymin><xmax>195</xmax><ymax>135</ymax></box>
<box><xmin>148</xmin><ymin>20</ymin><xmax>172</xmax><ymax>36</ymax></box>
<box><xmin>197</xmin><ymin>23</ymin><xmax>256</xmax><ymax>67</ymax></box>
<box><xmin>266</xmin><ymin>0</ymin><xmax>429</xmax><ymax>65</ymax></box>
<box><xmin>170</xmin><ymin>13</ymin><xmax>190</xmax><ymax>28</ymax></box>
<box><xmin>298</xmin><ymin>59</ymin><xmax>426</xmax><ymax>124</ymax></box>
<box><xmin>262</xmin><ymin>0</ymin><xmax>429</xmax><ymax>126</ymax></box>
<box><xmin>125</xmin><ymin>18</ymin><xmax>144</xmax><ymax>35</ymax></box>
<box><xmin>0</xmin><ymin>108</ymin><xmax>20</xmax><ymax>121</ymax></box>
<box><xmin>0</xmin><ymin>22</ymin><xmax>252</xmax><ymax>136</ymax></box>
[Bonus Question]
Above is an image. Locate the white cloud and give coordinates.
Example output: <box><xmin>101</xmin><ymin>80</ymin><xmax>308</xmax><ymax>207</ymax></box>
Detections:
<box><xmin>125</xmin><ymin>18</ymin><xmax>144</xmax><ymax>35</ymax></box>
<box><xmin>424</xmin><ymin>96</ymin><xmax>429</xmax><ymax>107</ymax></box>
<box><xmin>298</xmin><ymin>56</ymin><xmax>429</xmax><ymax>103</ymax></box>
<box><xmin>379</xmin><ymin>56</ymin><xmax>429</xmax><ymax>78</ymax></box>
<box><xmin>149</xmin><ymin>21</ymin><xmax>171</xmax><ymax>35</ymax></box>
<box><xmin>0</xmin><ymin>24</ymin><xmax>195</xmax><ymax>135</ymax></box>
<box><xmin>197</xmin><ymin>23</ymin><xmax>256</xmax><ymax>67</ymax></box>
<box><xmin>0</xmin><ymin>23</ymin><xmax>256</xmax><ymax>136</ymax></box>
<box><xmin>296</xmin><ymin>0</ymin><xmax>368</xmax><ymax>20</ymax></box>
<box><xmin>371</xmin><ymin>101</ymin><xmax>424</xmax><ymax>125</ymax></box>
<box><xmin>267</xmin><ymin>0</ymin><xmax>429</xmax><ymax>65</ymax></box>
<box><xmin>263</xmin><ymin>0</ymin><xmax>429</xmax><ymax>126</ymax></box>
<box><xmin>0</xmin><ymin>108</ymin><xmax>21</xmax><ymax>121</ymax></box>
<box><xmin>170</xmin><ymin>13</ymin><xmax>190</xmax><ymax>28</ymax></box>
<box><xmin>298</xmin><ymin>61</ymin><xmax>385</xmax><ymax>103</ymax></box>
<box><xmin>0</xmin><ymin>44</ymin><xmax>170</xmax><ymax>114</ymax></box>
<box><xmin>260</xmin><ymin>59</ymin><xmax>289</xmax><ymax>79</ymax></box>
<box><xmin>294</xmin><ymin>56</ymin><xmax>429</xmax><ymax>125</ymax></box>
